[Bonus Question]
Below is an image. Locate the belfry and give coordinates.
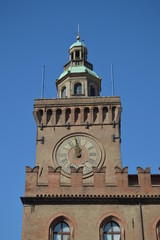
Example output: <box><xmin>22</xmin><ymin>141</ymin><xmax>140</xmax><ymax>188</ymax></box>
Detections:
<box><xmin>21</xmin><ymin>36</ymin><xmax>160</xmax><ymax>240</ymax></box>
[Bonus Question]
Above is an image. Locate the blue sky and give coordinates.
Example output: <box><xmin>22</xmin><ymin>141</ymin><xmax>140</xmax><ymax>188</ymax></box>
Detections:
<box><xmin>0</xmin><ymin>0</ymin><xmax>160</xmax><ymax>239</ymax></box>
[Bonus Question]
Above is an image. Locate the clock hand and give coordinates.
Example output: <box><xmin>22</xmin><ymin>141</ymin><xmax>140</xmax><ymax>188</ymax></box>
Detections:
<box><xmin>74</xmin><ymin>138</ymin><xmax>82</xmax><ymax>158</ymax></box>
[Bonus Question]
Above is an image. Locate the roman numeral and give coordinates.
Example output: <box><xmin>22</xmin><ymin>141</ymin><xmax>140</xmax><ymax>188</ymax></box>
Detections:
<box><xmin>62</xmin><ymin>158</ymin><xmax>68</xmax><ymax>164</ymax></box>
<box><xmin>88</xmin><ymin>158</ymin><xmax>95</xmax><ymax>164</ymax></box>
<box><xmin>62</xmin><ymin>147</ymin><xmax>69</xmax><ymax>151</ymax></box>
<box><xmin>60</xmin><ymin>153</ymin><xmax>67</xmax><ymax>158</ymax></box>
<box><xmin>88</xmin><ymin>146</ymin><xmax>94</xmax><ymax>151</ymax></box>
<box><xmin>89</xmin><ymin>152</ymin><xmax>96</xmax><ymax>157</ymax></box>
<box><xmin>68</xmin><ymin>141</ymin><xmax>74</xmax><ymax>147</ymax></box>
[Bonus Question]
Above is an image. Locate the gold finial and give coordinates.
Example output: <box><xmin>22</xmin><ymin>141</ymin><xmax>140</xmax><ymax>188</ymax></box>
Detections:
<box><xmin>77</xmin><ymin>24</ymin><xmax>80</xmax><ymax>41</ymax></box>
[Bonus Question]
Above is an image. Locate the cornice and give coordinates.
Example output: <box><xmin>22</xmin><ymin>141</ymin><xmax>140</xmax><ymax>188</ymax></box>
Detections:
<box><xmin>21</xmin><ymin>195</ymin><xmax>160</xmax><ymax>205</ymax></box>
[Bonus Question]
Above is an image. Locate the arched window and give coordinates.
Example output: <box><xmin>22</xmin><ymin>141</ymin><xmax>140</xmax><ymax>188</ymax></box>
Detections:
<box><xmin>103</xmin><ymin>221</ymin><xmax>121</xmax><ymax>240</ymax></box>
<box><xmin>102</xmin><ymin>107</ymin><xmax>108</xmax><ymax>122</ymax></box>
<box><xmin>157</xmin><ymin>221</ymin><xmax>160</xmax><ymax>240</ymax></box>
<box><xmin>66</xmin><ymin>108</ymin><xmax>71</xmax><ymax>123</ymax></box>
<box><xmin>75</xmin><ymin>108</ymin><xmax>80</xmax><ymax>123</ymax></box>
<box><xmin>90</xmin><ymin>85</ymin><xmax>96</xmax><ymax>96</ymax></box>
<box><xmin>47</xmin><ymin>109</ymin><xmax>52</xmax><ymax>124</ymax></box>
<box><xmin>93</xmin><ymin>107</ymin><xmax>99</xmax><ymax>123</ymax></box>
<box><xmin>53</xmin><ymin>221</ymin><xmax>70</xmax><ymax>240</ymax></box>
<box><xmin>61</xmin><ymin>87</ymin><xmax>66</xmax><ymax>98</ymax></box>
<box><xmin>49</xmin><ymin>221</ymin><xmax>70</xmax><ymax>240</ymax></box>
<box><xmin>74</xmin><ymin>83</ymin><xmax>82</xmax><ymax>95</ymax></box>
<box><xmin>84</xmin><ymin>107</ymin><xmax>89</xmax><ymax>122</ymax></box>
<box><xmin>56</xmin><ymin>109</ymin><xmax>62</xmax><ymax>124</ymax></box>
<box><xmin>37</xmin><ymin>109</ymin><xmax>43</xmax><ymax>124</ymax></box>
<box><xmin>112</xmin><ymin>106</ymin><xmax>116</xmax><ymax>121</ymax></box>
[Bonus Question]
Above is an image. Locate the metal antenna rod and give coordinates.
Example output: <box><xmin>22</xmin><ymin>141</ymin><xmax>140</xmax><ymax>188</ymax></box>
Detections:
<box><xmin>111</xmin><ymin>64</ymin><xmax>115</xmax><ymax>96</ymax></box>
<box><xmin>41</xmin><ymin>65</ymin><xmax>45</xmax><ymax>99</ymax></box>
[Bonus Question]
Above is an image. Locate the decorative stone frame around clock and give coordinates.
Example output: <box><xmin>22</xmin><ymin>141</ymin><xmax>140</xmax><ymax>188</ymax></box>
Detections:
<box><xmin>52</xmin><ymin>133</ymin><xmax>105</xmax><ymax>179</ymax></box>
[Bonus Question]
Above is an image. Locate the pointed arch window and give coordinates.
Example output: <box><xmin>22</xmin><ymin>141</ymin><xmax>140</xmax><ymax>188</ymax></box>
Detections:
<box><xmin>49</xmin><ymin>221</ymin><xmax>70</xmax><ymax>240</ymax></box>
<box><xmin>74</xmin><ymin>83</ymin><xmax>82</xmax><ymax>95</ymax></box>
<box><xmin>103</xmin><ymin>221</ymin><xmax>121</xmax><ymax>240</ymax></box>
<box><xmin>53</xmin><ymin>221</ymin><xmax>70</xmax><ymax>240</ymax></box>
<box><xmin>157</xmin><ymin>221</ymin><xmax>160</xmax><ymax>240</ymax></box>
<box><xmin>100</xmin><ymin>217</ymin><xmax>123</xmax><ymax>240</ymax></box>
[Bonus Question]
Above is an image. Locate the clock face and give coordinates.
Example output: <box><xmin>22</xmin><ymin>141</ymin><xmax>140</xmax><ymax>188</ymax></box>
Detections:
<box><xmin>54</xmin><ymin>134</ymin><xmax>103</xmax><ymax>177</ymax></box>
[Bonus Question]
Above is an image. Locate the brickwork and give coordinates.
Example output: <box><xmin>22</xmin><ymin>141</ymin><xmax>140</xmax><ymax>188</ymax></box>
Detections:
<box><xmin>24</xmin><ymin>166</ymin><xmax>160</xmax><ymax>197</ymax></box>
<box><xmin>21</xmin><ymin>203</ymin><xmax>160</xmax><ymax>240</ymax></box>
<box><xmin>21</xmin><ymin>38</ymin><xmax>160</xmax><ymax>240</ymax></box>
<box><xmin>21</xmin><ymin>95</ymin><xmax>160</xmax><ymax>240</ymax></box>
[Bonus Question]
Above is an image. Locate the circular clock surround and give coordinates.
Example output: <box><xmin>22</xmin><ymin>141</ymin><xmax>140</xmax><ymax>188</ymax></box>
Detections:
<box><xmin>53</xmin><ymin>133</ymin><xmax>105</xmax><ymax>178</ymax></box>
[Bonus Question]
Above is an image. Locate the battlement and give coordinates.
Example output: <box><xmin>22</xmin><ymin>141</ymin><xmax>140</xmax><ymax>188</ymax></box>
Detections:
<box><xmin>25</xmin><ymin>166</ymin><xmax>160</xmax><ymax>197</ymax></box>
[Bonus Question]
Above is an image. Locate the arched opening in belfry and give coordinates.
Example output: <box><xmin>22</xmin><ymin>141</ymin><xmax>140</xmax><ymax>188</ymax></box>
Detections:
<box><xmin>112</xmin><ymin>106</ymin><xmax>116</xmax><ymax>121</ymax></box>
<box><xmin>66</xmin><ymin>108</ymin><xmax>71</xmax><ymax>123</ymax></box>
<box><xmin>61</xmin><ymin>87</ymin><xmax>66</xmax><ymax>98</ymax></box>
<box><xmin>37</xmin><ymin>110</ymin><xmax>43</xmax><ymax>124</ymax></box>
<box><xmin>84</xmin><ymin>107</ymin><xmax>90</xmax><ymax>123</ymax></box>
<box><xmin>103</xmin><ymin>107</ymin><xmax>108</xmax><ymax>123</ymax></box>
<box><xmin>93</xmin><ymin>107</ymin><xmax>99</xmax><ymax>123</ymax></box>
<box><xmin>74</xmin><ymin>83</ymin><xmax>82</xmax><ymax>95</ymax></box>
<box><xmin>56</xmin><ymin>109</ymin><xmax>62</xmax><ymax>124</ymax></box>
<box><xmin>90</xmin><ymin>85</ymin><xmax>96</xmax><ymax>96</ymax></box>
<box><xmin>75</xmin><ymin>108</ymin><xmax>80</xmax><ymax>123</ymax></box>
<box><xmin>47</xmin><ymin>109</ymin><xmax>52</xmax><ymax>124</ymax></box>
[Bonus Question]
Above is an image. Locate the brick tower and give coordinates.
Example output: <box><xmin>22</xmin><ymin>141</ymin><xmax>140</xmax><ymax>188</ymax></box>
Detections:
<box><xmin>21</xmin><ymin>35</ymin><xmax>160</xmax><ymax>240</ymax></box>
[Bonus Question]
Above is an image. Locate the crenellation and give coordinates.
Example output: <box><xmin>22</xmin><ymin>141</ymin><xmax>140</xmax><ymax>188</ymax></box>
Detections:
<box><xmin>115</xmin><ymin>166</ymin><xmax>129</xmax><ymax>188</ymax></box>
<box><xmin>93</xmin><ymin>167</ymin><xmax>106</xmax><ymax>187</ymax></box>
<box><xmin>24</xmin><ymin>165</ymin><xmax>160</xmax><ymax>197</ymax></box>
<box><xmin>71</xmin><ymin>166</ymin><xmax>83</xmax><ymax>187</ymax></box>
<box><xmin>25</xmin><ymin>166</ymin><xmax>39</xmax><ymax>196</ymax></box>
<box><xmin>137</xmin><ymin>167</ymin><xmax>151</xmax><ymax>189</ymax></box>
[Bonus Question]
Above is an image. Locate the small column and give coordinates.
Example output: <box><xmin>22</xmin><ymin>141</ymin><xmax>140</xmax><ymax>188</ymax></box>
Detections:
<box><xmin>62</xmin><ymin>108</ymin><xmax>66</xmax><ymax>125</ymax></box>
<box><xmin>71</xmin><ymin>107</ymin><xmax>75</xmax><ymax>125</ymax></box>
<box><xmin>99</xmin><ymin>106</ymin><xmax>103</xmax><ymax>124</ymax></box>
<box><xmin>52</xmin><ymin>109</ymin><xmax>56</xmax><ymax>125</ymax></box>
<box><xmin>108</xmin><ymin>106</ymin><xmax>112</xmax><ymax>123</ymax></box>
<box><xmin>42</xmin><ymin>110</ymin><xmax>47</xmax><ymax>125</ymax></box>
<box><xmin>84</xmin><ymin>81</ymin><xmax>88</xmax><ymax>96</ymax></box>
<box><xmin>73</xmin><ymin>51</ymin><xmax>76</xmax><ymax>60</ymax></box>
<box><xmin>80</xmin><ymin>107</ymin><xmax>84</xmax><ymax>124</ymax></box>
<box><xmin>68</xmin><ymin>81</ymin><xmax>71</xmax><ymax>98</ymax></box>
<box><xmin>90</xmin><ymin>107</ymin><xmax>93</xmax><ymax>124</ymax></box>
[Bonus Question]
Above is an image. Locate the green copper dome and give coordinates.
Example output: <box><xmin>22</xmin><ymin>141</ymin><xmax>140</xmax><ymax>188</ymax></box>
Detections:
<box><xmin>58</xmin><ymin>65</ymin><xmax>99</xmax><ymax>80</ymax></box>
<box><xmin>69</xmin><ymin>40</ymin><xmax>86</xmax><ymax>50</ymax></box>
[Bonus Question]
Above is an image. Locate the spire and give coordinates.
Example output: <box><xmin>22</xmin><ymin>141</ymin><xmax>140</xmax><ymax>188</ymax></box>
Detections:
<box><xmin>77</xmin><ymin>24</ymin><xmax>80</xmax><ymax>41</ymax></box>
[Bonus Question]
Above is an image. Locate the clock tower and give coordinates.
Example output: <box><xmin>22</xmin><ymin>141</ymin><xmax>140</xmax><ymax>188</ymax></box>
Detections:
<box><xmin>21</xmin><ymin>35</ymin><xmax>123</xmax><ymax>240</ymax></box>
